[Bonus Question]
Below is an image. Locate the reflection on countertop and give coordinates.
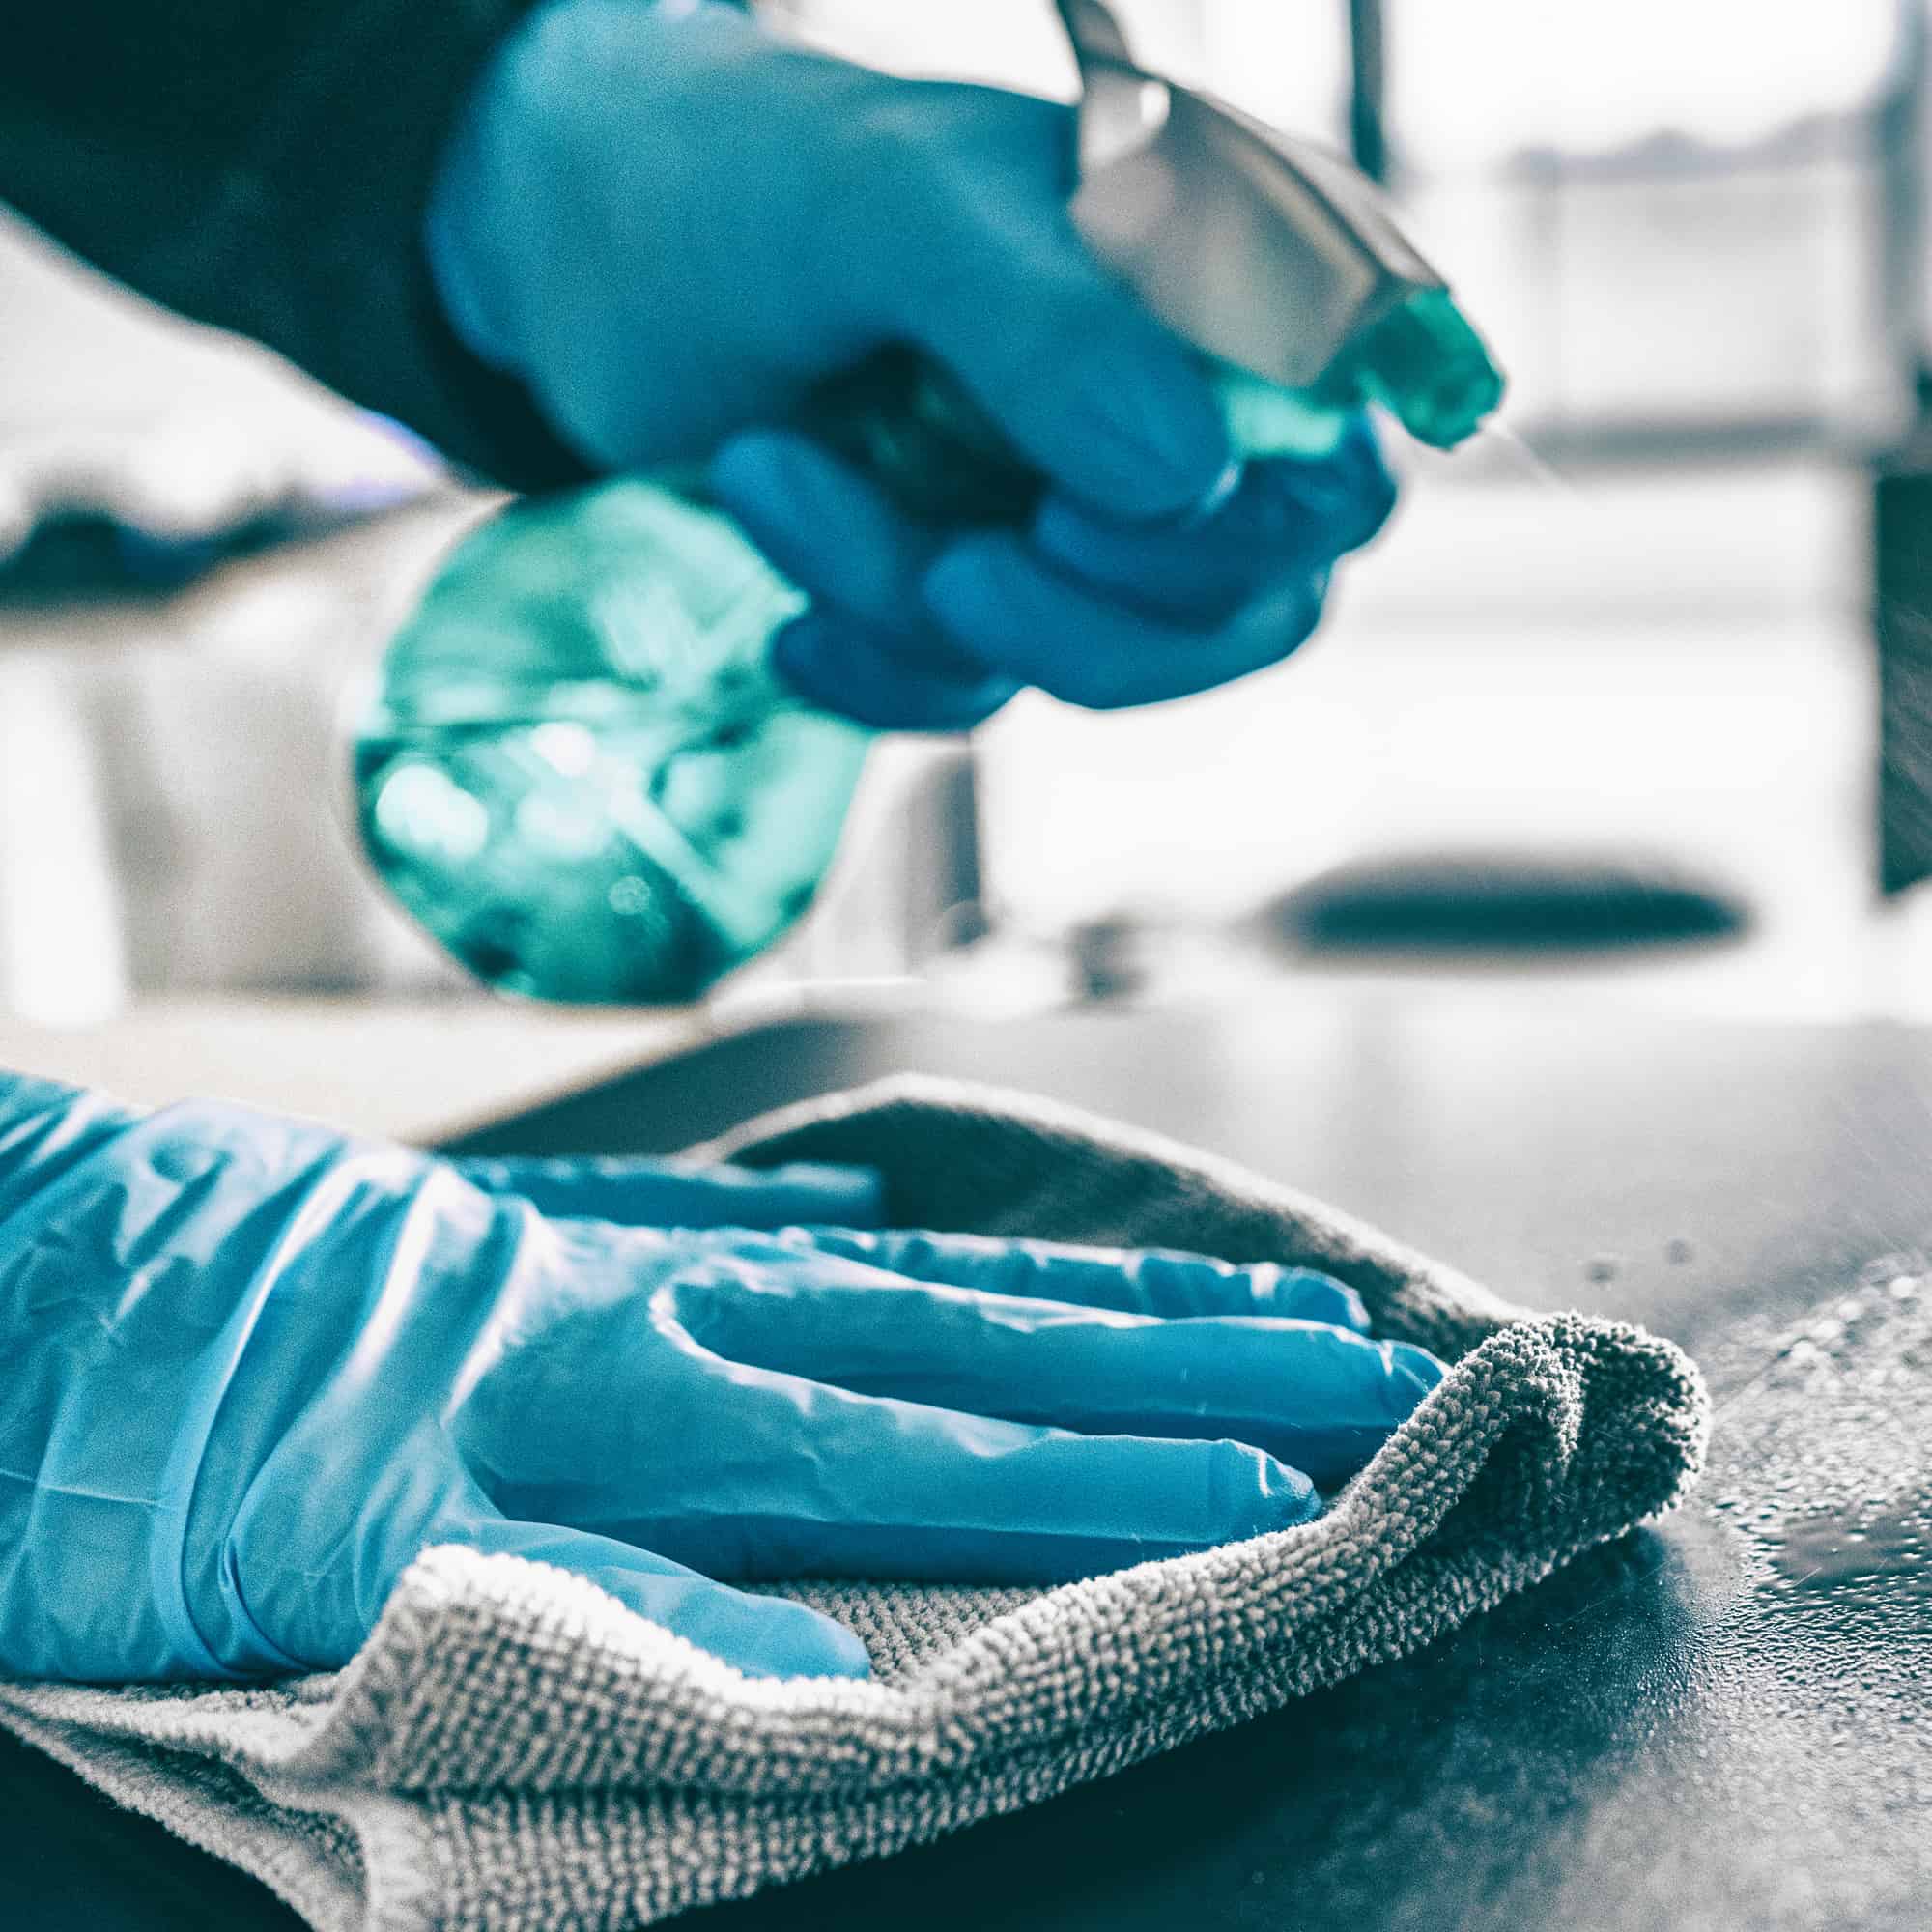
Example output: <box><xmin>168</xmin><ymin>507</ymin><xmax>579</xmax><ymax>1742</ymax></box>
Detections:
<box><xmin>0</xmin><ymin>993</ymin><xmax>704</xmax><ymax>1144</ymax></box>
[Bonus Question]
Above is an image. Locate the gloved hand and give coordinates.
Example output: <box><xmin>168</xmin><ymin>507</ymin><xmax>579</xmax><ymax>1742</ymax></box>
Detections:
<box><xmin>0</xmin><ymin>1074</ymin><xmax>1443</xmax><ymax>1686</ymax></box>
<box><xmin>426</xmin><ymin>0</ymin><xmax>1398</xmax><ymax>729</ymax></box>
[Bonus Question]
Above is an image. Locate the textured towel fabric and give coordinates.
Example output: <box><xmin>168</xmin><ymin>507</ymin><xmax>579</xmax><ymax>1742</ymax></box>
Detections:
<box><xmin>0</xmin><ymin>1076</ymin><xmax>1708</xmax><ymax>1932</ymax></box>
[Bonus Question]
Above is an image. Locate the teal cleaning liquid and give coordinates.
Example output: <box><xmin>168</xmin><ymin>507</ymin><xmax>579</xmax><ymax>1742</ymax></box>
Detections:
<box><xmin>353</xmin><ymin>299</ymin><xmax>1503</xmax><ymax>1006</ymax></box>
<box><xmin>354</xmin><ymin>483</ymin><xmax>867</xmax><ymax>1004</ymax></box>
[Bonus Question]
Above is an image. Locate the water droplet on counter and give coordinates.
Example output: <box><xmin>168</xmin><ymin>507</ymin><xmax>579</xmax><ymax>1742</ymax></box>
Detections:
<box><xmin>1707</xmin><ymin>1259</ymin><xmax>1932</xmax><ymax>1678</ymax></box>
<box><xmin>1765</xmin><ymin>1500</ymin><xmax>1931</xmax><ymax>1596</ymax></box>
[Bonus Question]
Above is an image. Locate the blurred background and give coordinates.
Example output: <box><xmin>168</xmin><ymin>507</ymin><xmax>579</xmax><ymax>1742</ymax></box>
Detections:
<box><xmin>2</xmin><ymin>0</ymin><xmax>1929</xmax><ymax>1132</ymax></box>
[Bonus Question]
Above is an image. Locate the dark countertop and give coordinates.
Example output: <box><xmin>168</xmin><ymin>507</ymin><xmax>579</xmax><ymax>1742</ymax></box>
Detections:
<box><xmin>9</xmin><ymin>986</ymin><xmax>1932</xmax><ymax>1930</ymax></box>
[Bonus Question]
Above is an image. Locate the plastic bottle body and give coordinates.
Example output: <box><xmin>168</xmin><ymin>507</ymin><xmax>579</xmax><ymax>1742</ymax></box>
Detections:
<box><xmin>354</xmin><ymin>482</ymin><xmax>867</xmax><ymax>1005</ymax></box>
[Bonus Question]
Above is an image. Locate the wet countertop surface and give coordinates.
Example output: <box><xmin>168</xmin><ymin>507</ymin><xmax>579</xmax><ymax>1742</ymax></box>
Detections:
<box><xmin>9</xmin><ymin>988</ymin><xmax>1932</xmax><ymax>1930</ymax></box>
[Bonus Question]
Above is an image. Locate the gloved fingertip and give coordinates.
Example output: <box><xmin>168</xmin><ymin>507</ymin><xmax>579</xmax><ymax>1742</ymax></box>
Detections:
<box><xmin>1272</xmin><ymin>1268</ymin><xmax>1374</xmax><ymax>1333</ymax></box>
<box><xmin>575</xmin><ymin>1551</ymin><xmax>875</xmax><ymax>1681</ymax></box>
<box><xmin>1390</xmin><ymin>1340</ymin><xmax>1450</xmax><ymax>1406</ymax></box>
<box><xmin>1208</xmin><ymin>1438</ymin><xmax>1324</xmax><ymax>1541</ymax></box>
<box><xmin>643</xmin><ymin>1581</ymin><xmax>873</xmax><ymax>1682</ymax></box>
<box><xmin>769</xmin><ymin>610</ymin><xmax>847</xmax><ymax>709</ymax></box>
<box><xmin>919</xmin><ymin>534</ymin><xmax>1009</xmax><ymax>632</ymax></box>
<box><xmin>726</xmin><ymin>1598</ymin><xmax>874</xmax><ymax>1681</ymax></box>
<box><xmin>950</xmin><ymin>257</ymin><xmax>1233</xmax><ymax>523</ymax></box>
<box><xmin>712</xmin><ymin>432</ymin><xmax>872</xmax><ymax>589</ymax></box>
<box><xmin>707</xmin><ymin>428</ymin><xmax>806</xmax><ymax>524</ymax></box>
<box><xmin>1170</xmin><ymin>455</ymin><xmax>1247</xmax><ymax>533</ymax></box>
<box><xmin>1211</xmin><ymin>572</ymin><xmax>1326</xmax><ymax>692</ymax></box>
<box><xmin>1332</xmin><ymin>414</ymin><xmax>1401</xmax><ymax>549</ymax></box>
<box><xmin>1080</xmin><ymin>366</ymin><xmax>1236</xmax><ymax>525</ymax></box>
<box><xmin>773</xmin><ymin>612</ymin><xmax>1015</xmax><ymax>731</ymax></box>
<box><xmin>766</xmin><ymin>1161</ymin><xmax>889</xmax><ymax>1229</ymax></box>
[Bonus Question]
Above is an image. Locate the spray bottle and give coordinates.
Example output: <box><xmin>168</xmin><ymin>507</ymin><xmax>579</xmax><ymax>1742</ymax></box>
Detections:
<box><xmin>352</xmin><ymin>0</ymin><xmax>1504</xmax><ymax>1004</ymax></box>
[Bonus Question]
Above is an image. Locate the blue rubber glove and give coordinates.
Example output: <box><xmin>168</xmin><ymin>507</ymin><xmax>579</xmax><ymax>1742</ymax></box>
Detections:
<box><xmin>721</xmin><ymin>416</ymin><xmax>1395</xmax><ymax>727</ymax></box>
<box><xmin>0</xmin><ymin>1075</ymin><xmax>1442</xmax><ymax>1685</ymax></box>
<box><xmin>426</xmin><ymin>0</ymin><xmax>1399</xmax><ymax>729</ymax></box>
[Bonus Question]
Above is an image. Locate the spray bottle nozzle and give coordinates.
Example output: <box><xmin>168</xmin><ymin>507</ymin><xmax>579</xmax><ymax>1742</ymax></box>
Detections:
<box><xmin>1338</xmin><ymin>288</ymin><xmax>1507</xmax><ymax>451</ymax></box>
<box><xmin>1062</xmin><ymin>0</ymin><xmax>1506</xmax><ymax>453</ymax></box>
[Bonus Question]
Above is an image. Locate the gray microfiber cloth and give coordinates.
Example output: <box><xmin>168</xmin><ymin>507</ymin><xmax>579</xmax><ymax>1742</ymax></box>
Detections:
<box><xmin>0</xmin><ymin>1076</ymin><xmax>1708</xmax><ymax>1932</ymax></box>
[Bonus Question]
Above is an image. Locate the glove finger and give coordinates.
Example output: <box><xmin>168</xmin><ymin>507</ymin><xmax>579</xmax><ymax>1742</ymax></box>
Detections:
<box><xmin>574</xmin><ymin>1372</ymin><xmax>1322</xmax><ymax>1584</ymax></box>
<box><xmin>671</xmin><ymin>1251</ymin><xmax>1442</xmax><ymax>1488</ymax></box>
<box><xmin>711</xmin><ymin>431</ymin><xmax>1017</xmax><ymax>728</ymax></box>
<box><xmin>454</xmin><ymin>1516</ymin><xmax>872</xmax><ymax>1679</ymax></box>
<box><xmin>1032</xmin><ymin>418</ymin><xmax>1397</xmax><ymax>627</ymax></box>
<box><xmin>230</xmin><ymin>1440</ymin><xmax>867</xmax><ymax>1680</ymax></box>
<box><xmin>449</xmin><ymin>1154</ymin><xmax>885</xmax><ymax>1230</ymax></box>
<box><xmin>886</xmin><ymin>88</ymin><xmax>1232</xmax><ymax>522</ymax></box>
<box><xmin>239</xmin><ymin>1454</ymin><xmax>874</xmax><ymax>1679</ymax></box>
<box><xmin>774</xmin><ymin>612</ymin><xmax>1019</xmax><ymax>730</ymax></box>
<box><xmin>776</xmin><ymin>1226</ymin><xmax>1369</xmax><ymax>1330</ymax></box>
<box><xmin>924</xmin><ymin>532</ymin><xmax>1327</xmax><ymax>710</ymax></box>
<box><xmin>471</xmin><ymin>1241</ymin><xmax>1324</xmax><ymax>1580</ymax></box>
<box><xmin>713</xmin><ymin>429</ymin><xmax>942</xmax><ymax>628</ymax></box>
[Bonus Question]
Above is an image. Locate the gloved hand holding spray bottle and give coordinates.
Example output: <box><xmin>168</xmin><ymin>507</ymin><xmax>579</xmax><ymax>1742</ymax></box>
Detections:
<box><xmin>354</xmin><ymin>0</ymin><xmax>1505</xmax><ymax>1003</ymax></box>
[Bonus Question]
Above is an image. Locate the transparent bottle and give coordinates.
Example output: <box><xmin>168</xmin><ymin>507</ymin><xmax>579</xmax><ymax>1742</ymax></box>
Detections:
<box><xmin>354</xmin><ymin>481</ymin><xmax>867</xmax><ymax>1005</ymax></box>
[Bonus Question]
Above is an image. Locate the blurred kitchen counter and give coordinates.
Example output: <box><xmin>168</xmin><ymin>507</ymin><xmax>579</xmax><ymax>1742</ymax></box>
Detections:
<box><xmin>0</xmin><ymin>994</ymin><xmax>706</xmax><ymax>1142</ymax></box>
